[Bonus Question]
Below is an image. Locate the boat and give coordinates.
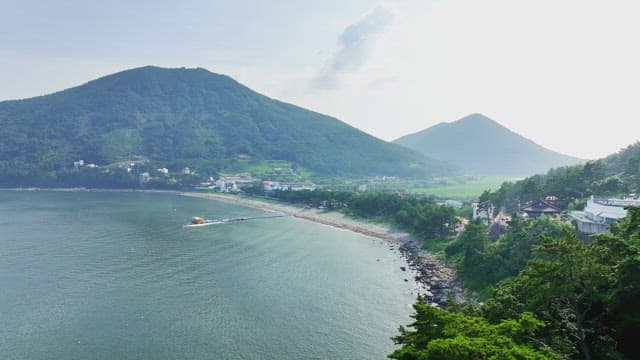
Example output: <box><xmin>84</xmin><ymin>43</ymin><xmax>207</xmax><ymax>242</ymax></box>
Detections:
<box><xmin>183</xmin><ymin>216</ymin><xmax>225</xmax><ymax>228</ymax></box>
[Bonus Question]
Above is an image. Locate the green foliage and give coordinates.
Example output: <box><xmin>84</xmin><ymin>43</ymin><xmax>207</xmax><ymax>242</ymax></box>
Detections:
<box><xmin>408</xmin><ymin>176</ymin><xmax>516</xmax><ymax>200</ymax></box>
<box><xmin>0</xmin><ymin>66</ymin><xmax>455</xmax><ymax>187</ymax></box>
<box><xmin>445</xmin><ymin>219</ymin><xmax>488</xmax><ymax>265</ymax></box>
<box><xmin>389</xmin><ymin>298</ymin><xmax>560</xmax><ymax>359</ymax></box>
<box><xmin>483</xmin><ymin>211</ymin><xmax>640</xmax><ymax>359</ymax></box>
<box><xmin>264</xmin><ymin>189</ymin><xmax>458</xmax><ymax>241</ymax></box>
<box><xmin>446</xmin><ymin>215</ymin><xmax>573</xmax><ymax>294</ymax></box>
<box><xmin>482</xmin><ymin>143</ymin><xmax>640</xmax><ymax>212</ymax></box>
<box><xmin>393</xmin><ymin>206</ymin><xmax>640</xmax><ymax>359</ymax></box>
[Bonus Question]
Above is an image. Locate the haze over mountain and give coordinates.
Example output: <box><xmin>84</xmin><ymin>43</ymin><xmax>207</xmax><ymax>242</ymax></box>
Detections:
<box><xmin>394</xmin><ymin>113</ymin><xmax>583</xmax><ymax>177</ymax></box>
<box><xmin>0</xmin><ymin>66</ymin><xmax>454</xmax><ymax>186</ymax></box>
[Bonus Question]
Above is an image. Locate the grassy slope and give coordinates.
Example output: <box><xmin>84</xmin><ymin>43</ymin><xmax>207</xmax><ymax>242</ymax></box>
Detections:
<box><xmin>410</xmin><ymin>176</ymin><xmax>519</xmax><ymax>199</ymax></box>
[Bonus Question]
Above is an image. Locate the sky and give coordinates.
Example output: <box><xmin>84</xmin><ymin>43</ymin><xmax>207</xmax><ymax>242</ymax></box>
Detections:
<box><xmin>1</xmin><ymin>0</ymin><xmax>639</xmax><ymax>159</ymax></box>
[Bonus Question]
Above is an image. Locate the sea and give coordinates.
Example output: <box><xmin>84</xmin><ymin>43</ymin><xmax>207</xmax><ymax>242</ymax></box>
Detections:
<box><xmin>0</xmin><ymin>190</ymin><xmax>417</xmax><ymax>360</ymax></box>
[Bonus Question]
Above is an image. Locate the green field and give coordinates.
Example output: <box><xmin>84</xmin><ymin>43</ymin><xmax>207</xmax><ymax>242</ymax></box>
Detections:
<box><xmin>408</xmin><ymin>176</ymin><xmax>520</xmax><ymax>199</ymax></box>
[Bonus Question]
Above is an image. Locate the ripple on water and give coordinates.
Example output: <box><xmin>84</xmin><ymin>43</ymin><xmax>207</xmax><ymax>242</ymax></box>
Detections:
<box><xmin>0</xmin><ymin>191</ymin><xmax>415</xmax><ymax>360</ymax></box>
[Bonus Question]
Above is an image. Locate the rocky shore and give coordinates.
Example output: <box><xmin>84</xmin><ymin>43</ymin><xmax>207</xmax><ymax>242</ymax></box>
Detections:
<box><xmin>182</xmin><ymin>192</ymin><xmax>464</xmax><ymax>306</ymax></box>
<box><xmin>396</xmin><ymin>239</ymin><xmax>464</xmax><ymax>307</ymax></box>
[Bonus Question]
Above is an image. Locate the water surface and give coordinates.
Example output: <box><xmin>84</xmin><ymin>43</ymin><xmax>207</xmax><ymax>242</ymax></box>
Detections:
<box><xmin>0</xmin><ymin>191</ymin><xmax>416</xmax><ymax>359</ymax></box>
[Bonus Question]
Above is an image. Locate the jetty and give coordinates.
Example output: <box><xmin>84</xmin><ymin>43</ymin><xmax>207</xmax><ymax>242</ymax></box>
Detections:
<box><xmin>184</xmin><ymin>214</ymin><xmax>288</xmax><ymax>228</ymax></box>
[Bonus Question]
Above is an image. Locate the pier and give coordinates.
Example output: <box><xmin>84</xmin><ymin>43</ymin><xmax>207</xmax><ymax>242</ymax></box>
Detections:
<box><xmin>184</xmin><ymin>214</ymin><xmax>289</xmax><ymax>227</ymax></box>
<box><xmin>223</xmin><ymin>214</ymin><xmax>289</xmax><ymax>222</ymax></box>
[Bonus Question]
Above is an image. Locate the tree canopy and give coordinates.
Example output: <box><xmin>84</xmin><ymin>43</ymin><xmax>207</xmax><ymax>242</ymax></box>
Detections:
<box><xmin>0</xmin><ymin>66</ymin><xmax>454</xmax><ymax>187</ymax></box>
<box><xmin>392</xmin><ymin>206</ymin><xmax>640</xmax><ymax>359</ymax></box>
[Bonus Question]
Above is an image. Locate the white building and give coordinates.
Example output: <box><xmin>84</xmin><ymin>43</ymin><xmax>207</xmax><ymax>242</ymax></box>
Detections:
<box><xmin>262</xmin><ymin>180</ymin><xmax>316</xmax><ymax>192</ymax></box>
<box><xmin>571</xmin><ymin>196</ymin><xmax>640</xmax><ymax>234</ymax></box>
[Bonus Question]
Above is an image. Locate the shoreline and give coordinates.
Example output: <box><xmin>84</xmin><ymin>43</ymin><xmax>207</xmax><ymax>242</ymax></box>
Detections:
<box><xmin>182</xmin><ymin>191</ymin><xmax>464</xmax><ymax>306</ymax></box>
<box><xmin>181</xmin><ymin>192</ymin><xmax>410</xmax><ymax>243</ymax></box>
<box><xmin>2</xmin><ymin>187</ymin><xmax>463</xmax><ymax>306</ymax></box>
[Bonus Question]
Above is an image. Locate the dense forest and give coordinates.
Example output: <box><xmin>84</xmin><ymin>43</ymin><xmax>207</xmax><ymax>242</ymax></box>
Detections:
<box><xmin>390</xmin><ymin>206</ymin><xmax>640</xmax><ymax>359</ymax></box>
<box><xmin>0</xmin><ymin>66</ymin><xmax>454</xmax><ymax>187</ymax></box>
<box><xmin>445</xmin><ymin>215</ymin><xmax>574</xmax><ymax>296</ymax></box>
<box><xmin>479</xmin><ymin>142</ymin><xmax>640</xmax><ymax>212</ymax></box>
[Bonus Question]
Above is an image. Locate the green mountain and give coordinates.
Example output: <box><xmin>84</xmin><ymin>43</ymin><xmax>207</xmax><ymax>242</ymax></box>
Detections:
<box><xmin>0</xmin><ymin>66</ymin><xmax>453</xmax><ymax>187</ymax></box>
<box><xmin>394</xmin><ymin>113</ymin><xmax>582</xmax><ymax>177</ymax></box>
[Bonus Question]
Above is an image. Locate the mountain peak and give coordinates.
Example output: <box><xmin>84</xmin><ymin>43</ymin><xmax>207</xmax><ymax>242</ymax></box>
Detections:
<box><xmin>458</xmin><ymin>113</ymin><xmax>492</xmax><ymax>122</ymax></box>
<box><xmin>0</xmin><ymin>66</ymin><xmax>456</xmax><ymax>187</ymax></box>
<box><xmin>80</xmin><ymin>65</ymin><xmax>238</xmax><ymax>90</ymax></box>
<box><xmin>394</xmin><ymin>113</ymin><xmax>582</xmax><ymax>177</ymax></box>
<box><xmin>451</xmin><ymin>113</ymin><xmax>504</xmax><ymax>128</ymax></box>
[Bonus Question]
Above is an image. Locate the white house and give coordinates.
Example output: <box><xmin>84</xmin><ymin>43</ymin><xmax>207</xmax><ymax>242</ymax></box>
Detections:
<box><xmin>571</xmin><ymin>196</ymin><xmax>640</xmax><ymax>234</ymax></box>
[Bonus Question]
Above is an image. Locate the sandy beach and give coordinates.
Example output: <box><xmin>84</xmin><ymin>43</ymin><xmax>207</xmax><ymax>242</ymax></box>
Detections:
<box><xmin>181</xmin><ymin>192</ymin><xmax>412</xmax><ymax>243</ymax></box>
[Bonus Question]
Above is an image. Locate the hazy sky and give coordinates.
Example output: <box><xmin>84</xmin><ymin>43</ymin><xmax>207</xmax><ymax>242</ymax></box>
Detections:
<box><xmin>1</xmin><ymin>0</ymin><xmax>638</xmax><ymax>159</ymax></box>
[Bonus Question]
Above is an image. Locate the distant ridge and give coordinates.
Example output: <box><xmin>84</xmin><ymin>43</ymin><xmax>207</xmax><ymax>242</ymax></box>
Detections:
<box><xmin>394</xmin><ymin>113</ymin><xmax>583</xmax><ymax>177</ymax></box>
<box><xmin>0</xmin><ymin>66</ymin><xmax>455</xmax><ymax>186</ymax></box>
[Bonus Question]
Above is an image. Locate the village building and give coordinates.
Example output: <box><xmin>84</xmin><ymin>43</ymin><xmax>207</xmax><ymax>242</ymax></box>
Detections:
<box><xmin>520</xmin><ymin>199</ymin><xmax>561</xmax><ymax>218</ymax></box>
<box><xmin>262</xmin><ymin>180</ymin><xmax>316</xmax><ymax>192</ymax></box>
<box><xmin>212</xmin><ymin>174</ymin><xmax>256</xmax><ymax>192</ymax></box>
<box><xmin>73</xmin><ymin>160</ymin><xmax>98</xmax><ymax>170</ymax></box>
<box><xmin>570</xmin><ymin>195</ymin><xmax>640</xmax><ymax>234</ymax></box>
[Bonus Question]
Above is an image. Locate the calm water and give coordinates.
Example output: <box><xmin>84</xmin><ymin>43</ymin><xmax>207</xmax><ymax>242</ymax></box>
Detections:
<box><xmin>0</xmin><ymin>191</ymin><xmax>416</xmax><ymax>360</ymax></box>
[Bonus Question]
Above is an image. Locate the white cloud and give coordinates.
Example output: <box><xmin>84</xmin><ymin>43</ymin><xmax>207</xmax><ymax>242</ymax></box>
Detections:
<box><xmin>312</xmin><ymin>5</ymin><xmax>395</xmax><ymax>89</ymax></box>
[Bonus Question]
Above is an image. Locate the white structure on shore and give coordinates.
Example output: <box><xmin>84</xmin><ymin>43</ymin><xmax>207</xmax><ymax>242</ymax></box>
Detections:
<box><xmin>570</xmin><ymin>195</ymin><xmax>640</xmax><ymax>234</ymax></box>
<box><xmin>262</xmin><ymin>180</ymin><xmax>316</xmax><ymax>192</ymax></box>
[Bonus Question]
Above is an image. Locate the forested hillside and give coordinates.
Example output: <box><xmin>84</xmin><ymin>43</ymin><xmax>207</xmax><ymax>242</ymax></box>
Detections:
<box><xmin>391</xmin><ymin>207</ymin><xmax>640</xmax><ymax>359</ymax></box>
<box><xmin>0</xmin><ymin>66</ymin><xmax>454</xmax><ymax>187</ymax></box>
<box><xmin>480</xmin><ymin>142</ymin><xmax>640</xmax><ymax>211</ymax></box>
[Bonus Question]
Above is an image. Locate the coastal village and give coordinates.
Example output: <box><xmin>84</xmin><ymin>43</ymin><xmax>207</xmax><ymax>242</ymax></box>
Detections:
<box><xmin>72</xmin><ymin>157</ymin><xmax>640</xmax><ymax>237</ymax></box>
<box><xmin>4</xmin><ymin>2</ymin><xmax>640</xmax><ymax>356</ymax></box>
<box><xmin>69</xmin><ymin>154</ymin><xmax>640</xmax><ymax>311</ymax></box>
<box><xmin>471</xmin><ymin>194</ymin><xmax>640</xmax><ymax>235</ymax></box>
<box><xmin>70</xmin><ymin>157</ymin><xmax>317</xmax><ymax>192</ymax></box>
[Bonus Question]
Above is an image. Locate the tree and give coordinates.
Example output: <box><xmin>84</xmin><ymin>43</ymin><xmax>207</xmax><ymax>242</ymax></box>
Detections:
<box><xmin>484</xmin><ymin>234</ymin><xmax>623</xmax><ymax>359</ymax></box>
<box><xmin>389</xmin><ymin>297</ymin><xmax>560</xmax><ymax>359</ymax></box>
